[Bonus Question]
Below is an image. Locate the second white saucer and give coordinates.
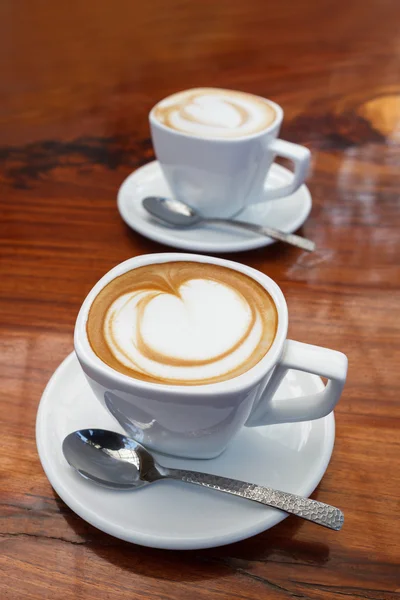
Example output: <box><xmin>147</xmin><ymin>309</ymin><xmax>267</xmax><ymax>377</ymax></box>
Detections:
<box><xmin>117</xmin><ymin>160</ymin><xmax>312</xmax><ymax>253</ymax></box>
<box><xmin>36</xmin><ymin>352</ymin><xmax>335</xmax><ymax>550</ymax></box>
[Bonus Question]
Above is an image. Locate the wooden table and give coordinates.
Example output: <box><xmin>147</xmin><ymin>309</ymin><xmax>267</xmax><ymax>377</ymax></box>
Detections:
<box><xmin>1</xmin><ymin>1</ymin><xmax>399</xmax><ymax>598</ymax></box>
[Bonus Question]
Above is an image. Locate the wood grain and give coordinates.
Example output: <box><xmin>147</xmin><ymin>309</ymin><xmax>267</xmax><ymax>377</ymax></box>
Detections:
<box><xmin>1</xmin><ymin>1</ymin><xmax>399</xmax><ymax>598</ymax></box>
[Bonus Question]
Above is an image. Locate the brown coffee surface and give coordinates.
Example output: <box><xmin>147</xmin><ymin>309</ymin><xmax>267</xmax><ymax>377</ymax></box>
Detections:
<box><xmin>153</xmin><ymin>88</ymin><xmax>276</xmax><ymax>138</ymax></box>
<box><xmin>87</xmin><ymin>262</ymin><xmax>278</xmax><ymax>385</ymax></box>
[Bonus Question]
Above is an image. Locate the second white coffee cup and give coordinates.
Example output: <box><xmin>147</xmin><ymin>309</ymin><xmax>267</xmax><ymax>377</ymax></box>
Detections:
<box><xmin>149</xmin><ymin>88</ymin><xmax>311</xmax><ymax>219</ymax></box>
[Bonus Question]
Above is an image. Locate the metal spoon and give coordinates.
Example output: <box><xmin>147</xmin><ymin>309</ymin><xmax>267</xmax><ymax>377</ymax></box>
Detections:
<box><xmin>63</xmin><ymin>429</ymin><xmax>343</xmax><ymax>530</ymax></box>
<box><xmin>143</xmin><ymin>196</ymin><xmax>315</xmax><ymax>252</ymax></box>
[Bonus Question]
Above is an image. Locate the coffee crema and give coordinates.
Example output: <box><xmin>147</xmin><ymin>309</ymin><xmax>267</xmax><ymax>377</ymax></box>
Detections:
<box><xmin>87</xmin><ymin>262</ymin><xmax>278</xmax><ymax>385</ymax></box>
<box><xmin>153</xmin><ymin>88</ymin><xmax>276</xmax><ymax>139</ymax></box>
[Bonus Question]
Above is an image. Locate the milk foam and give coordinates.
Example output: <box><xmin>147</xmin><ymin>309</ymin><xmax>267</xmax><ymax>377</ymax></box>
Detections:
<box><xmin>104</xmin><ymin>279</ymin><xmax>264</xmax><ymax>383</ymax></box>
<box><xmin>87</xmin><ymin>262</ymin><xmax>278</xmax><ymax>385</ymax></box>
<box><xmin>154</xmin><ymin>88</ymin><xmax>276</xmax><ymax>139</ymax></box>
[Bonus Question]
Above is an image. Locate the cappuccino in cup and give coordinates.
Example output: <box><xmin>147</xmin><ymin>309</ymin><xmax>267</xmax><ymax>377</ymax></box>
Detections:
<box><xmin>87</xmin><ymin>262</ymin><xmax>278</xmax><ymax>385</ymax></box>
<box><xmin>153</xmin><ymin>88</ymin><xmax>277</xmax><ymax>139</ymax></box>
<box><xmin>75</xmin><ymin>253</ymin><xmax>347</xmax><ymax>458</ymax></box>
<box><xmin>150</xmin><ymin>88</ymin><xmax>311</xmax><ymax>218</ymax></box>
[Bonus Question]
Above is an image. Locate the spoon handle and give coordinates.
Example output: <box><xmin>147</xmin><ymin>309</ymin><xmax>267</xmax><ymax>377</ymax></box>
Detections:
<box><xmin>166</xmin><ymin>469</ymin><xmax>343</xmax><ymax>530</ymax></box>
<box><xmin>208</xmin><ymin>218</ymin><xmax>315</xmax><ymax>252</ymax></box>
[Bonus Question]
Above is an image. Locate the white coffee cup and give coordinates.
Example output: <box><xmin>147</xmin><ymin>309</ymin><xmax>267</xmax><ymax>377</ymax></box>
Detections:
<box><xmin>74</xmin><ymin>253</ymin><xmax>348</xmax><ymax>459</ymax></box>
<box><xmin>149</xmin><ymin>89</ymin><xmax>311</xmax><ymax>219</ymax></box>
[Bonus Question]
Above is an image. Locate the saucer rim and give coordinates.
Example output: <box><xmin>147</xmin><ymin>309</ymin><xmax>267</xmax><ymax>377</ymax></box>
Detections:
<box><xmin>36</xmin><ymin>352</ymin><xmax>335</xmax><ymax>550</ymax></box>
<box><xmin>117</xmin><ymin>161</ymin><xmax>313</xmax><ymax>253</ymax></box>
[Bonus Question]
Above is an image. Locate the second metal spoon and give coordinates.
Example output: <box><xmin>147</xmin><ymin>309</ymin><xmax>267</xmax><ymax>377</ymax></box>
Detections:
<box><xmin>143</xmin><ymin>196</ymin><xmax>315</xmax><ymax>252</ymax></box>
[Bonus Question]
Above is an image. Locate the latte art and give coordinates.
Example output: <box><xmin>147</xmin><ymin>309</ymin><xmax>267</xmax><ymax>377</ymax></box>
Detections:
<box><xmin>87</xmin><ymin>262</ymin><xmax>278</xmax><ymax>385</ymax></box>
<box><xmin>153</xmin><ymin>88</ymin><xmax>276</xmax><ymax>139</ymax></box>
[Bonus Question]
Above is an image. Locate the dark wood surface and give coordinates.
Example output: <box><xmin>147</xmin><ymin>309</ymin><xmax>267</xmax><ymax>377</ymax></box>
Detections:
<box><xmin>1</xmin><ymin>1</ymin><xmax>399</xmax><ymax>598</ymax></box>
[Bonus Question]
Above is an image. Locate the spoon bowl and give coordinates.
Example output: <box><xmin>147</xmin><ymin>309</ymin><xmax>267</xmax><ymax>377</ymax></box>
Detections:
<box><xmin>143</xmin><ymin>196</ymin><xmax>202</xmax><ymax>227</ymax></box>
<box><xmin>63</xmin><ymin>429</ymin><xmax>159</xmax><ymax>489</ymax></box>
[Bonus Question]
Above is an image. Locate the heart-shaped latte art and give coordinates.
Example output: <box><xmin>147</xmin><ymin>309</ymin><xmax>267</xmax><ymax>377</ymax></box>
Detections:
<box><xmin>104</xmin><ymin>279</ymin><xmax>262</xmax><ymax>383</ymax></box>
<box><xmin>140</xmin><ymin>279</ymin><xmax>252</xmax><ymax>361</ymax></box>
<box><xmin>87</xmin><ymin>262</ymin><xmax>277</xmax><ymax>385</ymax></box>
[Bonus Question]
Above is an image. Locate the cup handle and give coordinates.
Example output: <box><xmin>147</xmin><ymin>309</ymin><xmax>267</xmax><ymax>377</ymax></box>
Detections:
<box><xmin>245</xmin><ymin>340</ymin><xmax>348</xmax><ymax>427</ymax></box>
<box><xmin>252</xmin><ymin>139</ymin><xmax>311</xmax><ymax>203</ymax></box>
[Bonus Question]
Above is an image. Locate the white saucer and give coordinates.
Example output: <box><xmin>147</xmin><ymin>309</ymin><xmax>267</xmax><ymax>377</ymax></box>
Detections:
<box><xmin>117</xmin><ymin>161</ymin><xmax>312</xmax><ymax>253</ymax></box>
<box><xmin>36</xmin><ymin>352</ymin><xmax>335</xmax><ymax>550</ymax></box>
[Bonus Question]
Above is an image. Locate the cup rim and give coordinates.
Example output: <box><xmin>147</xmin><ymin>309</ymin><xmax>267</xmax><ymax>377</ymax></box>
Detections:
<box><xmin>149</xmin><ymin>90</ymin><xmax>283</xmax><ymax>143</ymax></box>
<box><xmin>74</xmin><ymin>253</ymin><xmax>288</xmax><ymax>396</ymax></box>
